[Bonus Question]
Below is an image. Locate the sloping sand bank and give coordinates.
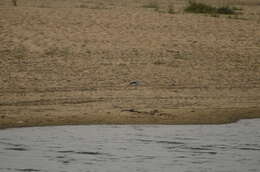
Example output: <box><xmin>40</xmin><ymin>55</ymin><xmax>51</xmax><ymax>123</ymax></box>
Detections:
<box><xmin>1</xmin><ymin>0</ymin><xmax>260</xmax><ymax>129</ymax></box>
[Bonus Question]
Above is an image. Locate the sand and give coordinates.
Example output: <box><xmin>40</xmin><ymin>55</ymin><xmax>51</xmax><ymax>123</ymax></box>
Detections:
<box><xmin>0</xmin><ymin>0</ymin><xmax>260</xmax><ymax>129</ymax></box>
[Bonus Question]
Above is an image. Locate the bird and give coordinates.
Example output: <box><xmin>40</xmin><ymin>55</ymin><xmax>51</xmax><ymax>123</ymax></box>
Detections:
<box><xmin>129</xmin><ymin>81</ymin><xmax>140</xmax><ymax>86</ymax></box>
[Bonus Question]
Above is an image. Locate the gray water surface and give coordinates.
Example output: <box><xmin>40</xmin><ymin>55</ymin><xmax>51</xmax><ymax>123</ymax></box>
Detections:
<box><xmin>0</xmin><ymin>119</ymin><xmax>260</xmax><ymax>172</ymax></box>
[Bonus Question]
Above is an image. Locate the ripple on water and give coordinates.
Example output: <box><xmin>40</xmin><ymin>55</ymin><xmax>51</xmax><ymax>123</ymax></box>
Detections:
<box><xmin>15</xmin><ymin>169</ymin><xmax>41</xmax><ymax>172</ymax></box>
<box><xmin>5</xmin><ymin>147</ymin><xmax>28</xmax><ymax>151</ymax></box>
<box><xmin>0</xmin><ymin>168</ymin><xmax>42</xmax><ymax>172</ymax></box>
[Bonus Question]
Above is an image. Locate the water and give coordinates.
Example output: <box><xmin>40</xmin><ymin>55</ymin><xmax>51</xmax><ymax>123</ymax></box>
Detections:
<box><xmin>0</xmin><ymin>119</ymin><xmax>260</xmax><ymax>172</ymax></box>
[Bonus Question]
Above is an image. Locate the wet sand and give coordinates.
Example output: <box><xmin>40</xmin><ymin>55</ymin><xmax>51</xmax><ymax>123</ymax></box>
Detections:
<box><xmin>0</xmin><ymin>0</ymin><xmax>260</xmax><ymax>129</ymax></box>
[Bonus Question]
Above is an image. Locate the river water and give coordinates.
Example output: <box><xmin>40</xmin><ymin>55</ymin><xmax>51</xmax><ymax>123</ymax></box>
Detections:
<box><xmin>0</xmin><ymin>119</ymin><xmax>260</xmax><ymax>172</ymax></box>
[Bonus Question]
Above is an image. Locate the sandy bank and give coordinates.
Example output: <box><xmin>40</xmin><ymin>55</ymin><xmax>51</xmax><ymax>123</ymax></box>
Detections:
<box><xmin>1</xmin><ymin>0</ymin><xmax>260</xmax><ymax>129</ymax></box>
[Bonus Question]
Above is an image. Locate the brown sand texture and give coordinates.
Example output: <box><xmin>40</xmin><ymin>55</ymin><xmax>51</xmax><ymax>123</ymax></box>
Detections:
<box><xmin>0</xmin><ymin>0</ymin><xmax>260</xmax><ymax>129</ymax></box>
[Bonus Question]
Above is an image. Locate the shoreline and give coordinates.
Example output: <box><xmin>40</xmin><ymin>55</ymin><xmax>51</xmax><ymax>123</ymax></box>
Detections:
<box><xmin>1</xmin><ymin>107</ymin><xmax>260</xmax><ymax>129</ymax></box>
